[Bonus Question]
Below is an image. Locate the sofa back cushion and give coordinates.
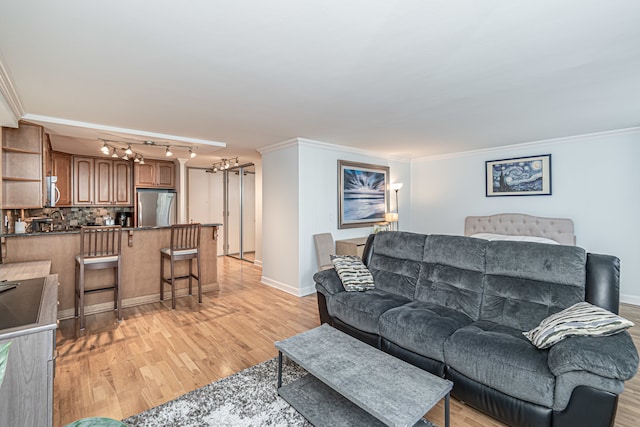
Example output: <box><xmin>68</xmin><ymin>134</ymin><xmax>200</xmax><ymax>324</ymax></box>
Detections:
<box><xmin>368</xmin><ymin>232</ymin><xmax>426</xmax><ymax>299</ymax></box>
<box><xmin>414</xmin><ymin>235</ymin><xmax>487</xmax><ymax>320</ymax></box>
<box><xmin>481</xmin><ymin>241</ymin><xmax>587</xmax><ymax>331</ymax></box>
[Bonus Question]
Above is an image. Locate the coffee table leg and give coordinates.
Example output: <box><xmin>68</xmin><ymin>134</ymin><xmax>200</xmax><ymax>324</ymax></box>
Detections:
<box><xmin>445</xmin><ymin>393</ymin><xmax>450</xmax><ymax>427</ymax></box>
<box><xmin>277</xmin><ymin>351</ymin><xmax>283</xmax><ymax>389</ymax></box>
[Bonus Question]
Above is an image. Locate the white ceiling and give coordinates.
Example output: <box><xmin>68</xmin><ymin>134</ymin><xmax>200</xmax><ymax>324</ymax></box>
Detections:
<box><xmin>1</xmin><ymin>0</ymin><xmax>639</xmax><ymax>167</ymax></box>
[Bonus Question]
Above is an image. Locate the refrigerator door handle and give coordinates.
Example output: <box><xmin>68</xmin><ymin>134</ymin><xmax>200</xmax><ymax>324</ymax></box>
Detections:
<box><xmin>138</xmin><ymin>200</ymin><xmax>143</xmax><ymax>226</ymax></box>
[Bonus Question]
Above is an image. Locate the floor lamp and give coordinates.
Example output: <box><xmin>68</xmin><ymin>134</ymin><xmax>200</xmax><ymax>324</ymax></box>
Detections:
<box><xmin>390</xmin><ymin>182</ymin><xmax>403</xmax><ymax>230</ymax></box>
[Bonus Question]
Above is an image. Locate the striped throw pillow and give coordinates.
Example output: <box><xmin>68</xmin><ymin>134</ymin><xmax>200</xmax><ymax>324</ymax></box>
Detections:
<box><xmin>331</xmin><ymin>255</ymin><xmax>375</xmax><ymax>292</ymax></box>
<box><xmin>524</xmin><ymin>302</ymin><xmax>634</xmax><ymax>349</ymax></box>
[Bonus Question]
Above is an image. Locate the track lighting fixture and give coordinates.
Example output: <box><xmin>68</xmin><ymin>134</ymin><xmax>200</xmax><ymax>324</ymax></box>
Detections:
<box><xmin>207</xmin><ymin>157</ymin><xmax>240</xmax><ymax>173</ymax></box>
<box><xmin>97</xmin><ymin>138</ymin><xmax>198</xmax><ymax>162</ymax></box>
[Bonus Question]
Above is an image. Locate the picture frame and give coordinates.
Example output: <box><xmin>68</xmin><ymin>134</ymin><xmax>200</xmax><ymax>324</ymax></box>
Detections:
<box><xmin>338</xmin><ymin>160</ymin><xmax>389</xmax><ymax>229</ymax></box>
<box><xmin>486</xmin><ymin>154</ymin><xmax>552</xmax><ymax>197</ymax></box>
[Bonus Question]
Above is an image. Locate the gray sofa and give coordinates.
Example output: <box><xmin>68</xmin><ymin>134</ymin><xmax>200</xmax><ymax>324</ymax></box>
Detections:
<box><xmin>314</xmin><ymin>232</ymin><xmax>638</xmax><ymax>427</ymax></box>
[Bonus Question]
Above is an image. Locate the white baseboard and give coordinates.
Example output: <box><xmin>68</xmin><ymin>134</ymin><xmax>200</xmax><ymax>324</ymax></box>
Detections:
<box><xmin>620</xmin><ymin>294</ymin><xmax>640</xmax><ymax>307</ymax></box>
<box><xmin>260</xmin><ymin>276</ymin><xmax>314</xmax><ymax>297</ymax></box>
<box><xmin>253</xmin><ymin>259</ymin><xmax>263</xmax><ymax>267</ymax></box>
<box><xmin>58</xmin><ymin>283</ymin><xmax>218</xmax><ymax>319</ymax></box>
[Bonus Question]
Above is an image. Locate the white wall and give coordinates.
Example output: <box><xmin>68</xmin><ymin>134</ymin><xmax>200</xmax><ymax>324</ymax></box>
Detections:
<box><xmin>261</xmin><ymin>138</ymin><xmax>410</xmax><ymax>296</ymax></box>
<box><xmin>410</xmin><ymin>128</ymin><xmax>640</xmax><ymax>304</ymax></box>
<box><xmin>254</xmin><ymin>159</ymin><xmax>263</xmax><ymax>265</ymax></box>
<box><xmin>187</xmin><ymin>168</ymin><xmax>225</xmax><ymax>255</ymax></box>
<box><xmin>261</xmin><ymin>142</ymin><xmax>301</xmax><ymax>294</ymax></box>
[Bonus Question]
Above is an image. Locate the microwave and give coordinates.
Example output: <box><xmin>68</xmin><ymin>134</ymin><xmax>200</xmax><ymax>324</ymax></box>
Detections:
<box><xmin>46</xmin><ymin>176</ymin><xmax>60</xmax><ymax>207</ymax></box>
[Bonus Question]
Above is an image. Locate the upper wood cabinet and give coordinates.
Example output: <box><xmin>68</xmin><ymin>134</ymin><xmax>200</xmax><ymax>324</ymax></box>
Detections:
<box><xmin>134</xmin><ymin>159</ymin><xmax>175</xmax><ymax>188</ymax></box>
<box><xmin>51</xmin><ymin>151</ymin><xmax>72</xmax><ymax>206</ymax></box>
<box><xmin>2</xmin><ymin>122</ymin><xmax>44</xmax><ymax>208</ymax></box>
<box><xmin>73</xmin><ymin>156</ymin><xmax>132</xmax><ymax>206</ymax></box>
<box><xmin>73</xmin><ymin>157</ymin><xmax>94</xmax><ymax>205</ymax></box>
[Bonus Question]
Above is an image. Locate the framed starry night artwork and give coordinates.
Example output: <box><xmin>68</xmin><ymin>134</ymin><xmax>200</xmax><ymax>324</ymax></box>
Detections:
<box><xmin>486</xmin><ymin>154</ymin><xmax>552</xmax><ymax>197</ymax></box>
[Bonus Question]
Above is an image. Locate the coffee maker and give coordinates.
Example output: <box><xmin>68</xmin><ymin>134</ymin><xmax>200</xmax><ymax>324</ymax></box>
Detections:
<box><xmin>117</xmin><ymin>212</ymin><xmax>131</xmax><ymax>227</ymax></box>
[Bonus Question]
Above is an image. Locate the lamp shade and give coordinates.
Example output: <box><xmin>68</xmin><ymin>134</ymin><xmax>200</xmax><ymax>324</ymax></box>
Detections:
<box><xmin>385</xmin><ymin>213</ymin><xmax>399</xmax><ymax>222</ymax></box>
<box><xmin>391</xmin><ymin>182</ymin><xmax>403</xmax><ymax>191</ymax></box>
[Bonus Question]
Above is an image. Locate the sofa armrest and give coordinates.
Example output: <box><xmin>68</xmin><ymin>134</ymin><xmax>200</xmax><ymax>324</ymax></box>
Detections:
<box><xmin>547</xmin><ymin>331</ymin><xmax>638</xmax><ymax>381</ymax></box>
<box><xmin>585</xmin><ymin>253</ymin><xmax>620</xmax><ymax>314</ymax></box>
<box><xmin>313</xmin><ymin>268</ymin><xmax>344</xmax><ymax>296</ymax></box>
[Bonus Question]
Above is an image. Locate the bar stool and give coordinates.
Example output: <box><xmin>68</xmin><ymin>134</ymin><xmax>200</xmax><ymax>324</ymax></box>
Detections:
<box><xmin>75</xmin><ymin>225</ymin><xmax>123</xmax><ymax>330</ymax></box>
<box><xmin>160</xmin><ymin>223</ymin><xmax>202</xmax><ymax>309</ymax></box>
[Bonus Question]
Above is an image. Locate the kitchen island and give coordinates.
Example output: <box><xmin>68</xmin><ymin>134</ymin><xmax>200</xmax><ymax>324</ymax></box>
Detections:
<box><xmin>1</xmin><ymin>224</ymin><xmax>221</xmax><ymax>320</ymax></box>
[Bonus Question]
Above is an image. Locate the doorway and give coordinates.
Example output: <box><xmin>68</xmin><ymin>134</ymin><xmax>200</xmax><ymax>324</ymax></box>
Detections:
<box><xmin>225</xmin><ymin>163</ymin><xmax>255</xmax><ymax>262</ymax></box>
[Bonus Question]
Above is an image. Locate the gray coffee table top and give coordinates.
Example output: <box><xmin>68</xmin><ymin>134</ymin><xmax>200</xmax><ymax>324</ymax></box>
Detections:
<box><xmin>275</xmin><ymin>324</ymin><xmax>452</xmax><ymax>427</ymax></box>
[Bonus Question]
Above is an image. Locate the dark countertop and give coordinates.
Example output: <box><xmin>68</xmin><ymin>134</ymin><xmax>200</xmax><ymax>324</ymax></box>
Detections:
<box><xmin>1</xmin><ymin>223</ymin><xmax>222</xmax><ymax>238</ymax></box>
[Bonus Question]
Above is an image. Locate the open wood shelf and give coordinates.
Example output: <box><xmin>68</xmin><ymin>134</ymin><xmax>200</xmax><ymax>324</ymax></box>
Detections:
<box><xmin>2</xmin><ymin>146</ymin><xmax>41</xmax><ymax>155</ymax></box>
<box><xmin>2</xmin><ymin>177</ymin><xmax>41</xmax><ymax>182</ymax></box>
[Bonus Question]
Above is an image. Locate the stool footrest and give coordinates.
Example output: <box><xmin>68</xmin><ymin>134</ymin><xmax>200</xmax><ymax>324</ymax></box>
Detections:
<box><xmin>162</xmin><ymin>274</ymin><xmax>199</xmax><ymax>284</ymax></box>
<box><xmin>83</xmin><ymin>285</ymin><xmax>117</xmax><ymax>294</ymax></box>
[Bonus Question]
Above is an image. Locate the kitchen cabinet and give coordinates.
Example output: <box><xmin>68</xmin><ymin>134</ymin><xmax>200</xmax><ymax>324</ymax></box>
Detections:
<box><xmin>73</xmin><ymin>156</ymin><xmax>93</xmax><ymax>205</ymax></box>
<box><xmin>0</xmin><ymin>273</ymin><xmax>58</xmax><ymax>427</ymax></box>
<box><xmin>51</xmin><ymin>151</ymin><xmax>72</xmax><ymax>206</ymax></box>
<box><xmin>73</xmin><ymin>156</ymin><xmax>132</xmax><ymax>206</ymax></box>
<box><xmin>1</xmin><ymin>122</ymin><xmax>44</xmax><ymax>209</ymax></box>
<box><xmin>134</xmin><ymin>159</ymin><xmax>175</xmax><ymax>188</ymax></box>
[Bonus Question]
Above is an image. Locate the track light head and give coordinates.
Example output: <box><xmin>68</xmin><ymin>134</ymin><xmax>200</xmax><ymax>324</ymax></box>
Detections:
<box><xmin>165</xmin><ymin>147</ymin><xmax>173</xmax><ymax>157</ymax></box>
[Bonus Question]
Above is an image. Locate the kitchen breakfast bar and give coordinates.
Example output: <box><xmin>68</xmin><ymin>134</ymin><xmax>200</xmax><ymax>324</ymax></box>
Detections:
<box><xmin>0</xmin><ymin>224</ymin><xmax>221</xmax><ymax>320</ymax></box>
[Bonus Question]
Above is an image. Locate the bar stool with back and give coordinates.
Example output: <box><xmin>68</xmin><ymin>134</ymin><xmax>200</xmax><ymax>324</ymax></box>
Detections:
<box><xmin>75</xmin><ymin>225</ymin><xmax>123</xmax><ymax>330</ymax></box>
<box><xmin>160</xmin><ymin>223</ymin><xmax>202</xmax><ymax>309</ymax></box>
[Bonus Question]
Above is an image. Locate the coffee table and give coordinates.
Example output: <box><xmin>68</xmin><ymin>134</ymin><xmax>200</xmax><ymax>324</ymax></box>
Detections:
<box><xmin>275</xmin><ymin>324</ymin><xmax>452</xmax><ymax>427</ymax></box>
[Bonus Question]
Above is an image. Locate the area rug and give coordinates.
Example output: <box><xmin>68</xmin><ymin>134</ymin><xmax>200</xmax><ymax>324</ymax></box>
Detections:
<box><xmin>123</xmin><ymin>357</ymin><xmax>437</xmax><ymax>427</ymax></box>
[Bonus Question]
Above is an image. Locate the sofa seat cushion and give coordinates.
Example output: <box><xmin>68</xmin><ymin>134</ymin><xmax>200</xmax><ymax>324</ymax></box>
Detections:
<box><xmin>444</xmin><ymin>320</ymin><xmax>555</xmax><ymax>408</ymax></box>
<box><xmin>328</xmin><ymin>290</ymin><xmax>411</xmax><ymax>334</ymax></box>
<box><xmin>379</xmin><ymin>300</ymin><xmax>473</xmax><ymax>362</ymax></box>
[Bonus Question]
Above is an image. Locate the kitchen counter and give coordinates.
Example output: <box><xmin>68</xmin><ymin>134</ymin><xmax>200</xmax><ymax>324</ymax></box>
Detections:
<box><xmin>0</xmin><ymin>260</ymin><xmax>51</xmax><ymax>280</ymax></box>
<box><xmin>0</xmin><ymin>223</ymin><xmax>223</xmax><ymax>237</ymax></box>
<box><xmin>1</xmin><ymin>225</ymin><xmax>220</xmax><ymax>319</ymax></box>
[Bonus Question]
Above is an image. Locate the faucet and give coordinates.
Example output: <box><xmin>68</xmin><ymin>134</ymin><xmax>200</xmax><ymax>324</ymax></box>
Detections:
<box><xmin>51</xmin><ymin>210</ymin><xmax>65</xmax><ymax>221</ymax></box>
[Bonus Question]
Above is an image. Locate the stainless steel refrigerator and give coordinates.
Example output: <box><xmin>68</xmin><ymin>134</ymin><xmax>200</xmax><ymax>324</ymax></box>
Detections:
<box><xmin>137</xmin><ymin>189</ymin><xmax>176</xmax><ymax>227</ymax></box>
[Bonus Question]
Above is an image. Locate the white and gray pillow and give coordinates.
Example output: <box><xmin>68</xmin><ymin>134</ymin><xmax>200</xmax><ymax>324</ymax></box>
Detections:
<box><xmin>331</xmin><ymin>255</ymin><xmax>375</xmax><ymax>292</ymax></box>
<box><xmin>524</xmin><ymin>302</ymin><xmax>634</xmax><ymax>349</ymax></box>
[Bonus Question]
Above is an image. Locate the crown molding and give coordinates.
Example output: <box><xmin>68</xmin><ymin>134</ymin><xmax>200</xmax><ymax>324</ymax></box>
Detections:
<box><xmin>0</xmin><ymin>57</ymin><xmax>24</xmax><ymax>125</ymax></box>
<box><xmin>258</xmin><ymin>137</ymin><xmax>411</xmax><ymax>162</ymax></box>
<box><xmin>22</xmin><ymin>114</ymin><xmax>227</xmax><ymax>147</ymax></box>
<box><xmin>412</xmin><ymin>126</ymin><xmax>640</xmax><ymax>163</ymax></box>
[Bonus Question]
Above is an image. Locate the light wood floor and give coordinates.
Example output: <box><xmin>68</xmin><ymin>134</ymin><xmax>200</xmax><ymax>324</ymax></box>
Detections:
<box><xmin>54</xmin><ymin>257</ymin><xmax>640</xmax><ymax>427</ymax></box>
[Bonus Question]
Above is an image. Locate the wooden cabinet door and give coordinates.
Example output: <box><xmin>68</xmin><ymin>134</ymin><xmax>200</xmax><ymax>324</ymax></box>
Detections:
<box><xmin>134</xmin><ymin>162</ymin><xmax>155</xmax><ymax>187</ymax></box>
<box><xmin>94</xmin><ymin>159</ymin><xmax>113</xmax><ymax>205</ymax></box>
<box><xmin>112</xmin><ymin>160</ymin><xmax>131</xmax><ymax>205</ymax></box>
<box><xmin>156</xmin><ymin>161</ymin><xmax>175</xmax><ymax>188</ymax></box>
<box><xmin>52</xmin><ymin>151</ymin><xmax>72</xmax><ymax>206</ymax></box>
<box><xmin>73</xmin><ymin>157</ymin><xmax>93</xmax><ymax>205</ymax></box>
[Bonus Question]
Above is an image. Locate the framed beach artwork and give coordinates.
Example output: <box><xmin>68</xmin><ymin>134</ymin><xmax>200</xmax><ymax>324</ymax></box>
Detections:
<box><xmin>486</xmin><ymin>154</ymin><xmax>552</xmax><ymax>197</ymax></box>
<box><xmin>338</xmin><ymin>160</ymin><xmax>389</xmax><ymax>229</ymax></box>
